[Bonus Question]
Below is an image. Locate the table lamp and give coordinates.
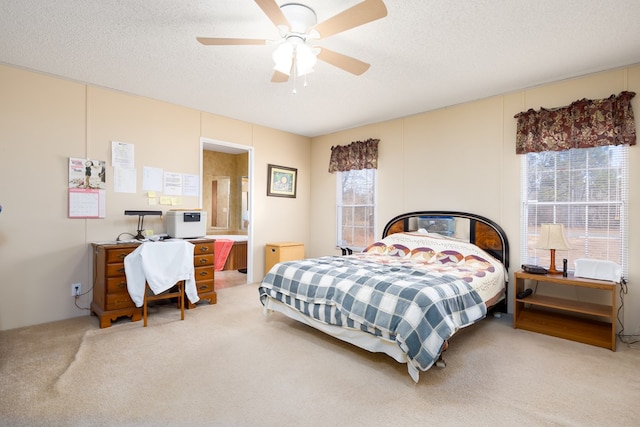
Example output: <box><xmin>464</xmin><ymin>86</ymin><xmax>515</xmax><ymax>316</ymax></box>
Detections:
<box><xmin>124</xmin><ymin>210</ymin><xmax>162</xmax><ymax>240</ymax></box>
<box><xmin>536</xmin><ymin>223</ymin><xmax>571</xmax><ymax>274</ymax></box>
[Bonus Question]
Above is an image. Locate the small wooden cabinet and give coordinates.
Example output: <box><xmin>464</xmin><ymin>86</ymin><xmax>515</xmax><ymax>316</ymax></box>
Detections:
<box><xmin>513</xmin><ymin>270</ymin><xmax>617</xmax><ymax>350</ymax></box>
<box><xmin>265</xmin><ymin>242</ymin><xmax>304</xmax><ymax>275</ymax></box>
<box><xmin>91</xmin><ymin>238</ymin><xmax>216</xmax><ymax>328</ymax></box>
<box><xmin>223</xmin><ymin>240</ymin><xmax>248</xmax><ymax>271</ymax></box>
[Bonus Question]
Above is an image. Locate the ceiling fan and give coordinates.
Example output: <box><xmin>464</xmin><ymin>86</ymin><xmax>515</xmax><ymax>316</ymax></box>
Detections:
<box><xmin>197</xmin><ymin>0</ymin><xmax>388</xmax><ymax>83</ymax></box>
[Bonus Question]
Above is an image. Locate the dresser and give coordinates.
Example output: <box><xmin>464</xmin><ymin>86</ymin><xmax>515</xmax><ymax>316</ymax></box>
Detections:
<box><xmin>91</xmin><ymin>238</ymin><xmax>216</xmax><ymax>328</ymax></box>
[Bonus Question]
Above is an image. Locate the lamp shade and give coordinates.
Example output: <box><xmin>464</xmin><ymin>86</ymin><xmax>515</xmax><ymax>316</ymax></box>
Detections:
<box><xmin>295</xmin><ymin>43</ymin><xmax>317</xmax><ymax>77</ymax></box>
<box><xmin>536</xmin><ymin>223</ymin><xmax>571</xmax><ymax>250</ymax></box>
<box><xmin>272</xmin><ymin>42</ymin><xmax>294</xmax><ymax>75</ymax></box>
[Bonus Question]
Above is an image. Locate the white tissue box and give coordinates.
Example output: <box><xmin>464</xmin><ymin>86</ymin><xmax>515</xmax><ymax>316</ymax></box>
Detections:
<box><xmin>574</xmin><ymin>258</ymin><xmax>621</xmax><ymax>282</ymax></box>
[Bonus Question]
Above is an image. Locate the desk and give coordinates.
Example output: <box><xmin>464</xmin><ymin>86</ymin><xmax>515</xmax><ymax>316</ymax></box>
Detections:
<box><xmin>91</xmin><ymin>238</ymin><xmax>216</xmax><ymax>328</ymax></box>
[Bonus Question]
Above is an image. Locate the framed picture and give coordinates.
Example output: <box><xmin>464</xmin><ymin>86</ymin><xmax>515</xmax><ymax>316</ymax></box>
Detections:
<box><xmin>267</xmin><ymin>164</ymin><xmax>297</xmax><ymax>198</ymax></box>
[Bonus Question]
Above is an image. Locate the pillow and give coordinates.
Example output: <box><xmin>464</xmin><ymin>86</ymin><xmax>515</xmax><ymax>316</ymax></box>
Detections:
<box><xmin>362</xmin><ymin>241</ymin><xmax>410</xmax><ymax>257</ymax></box>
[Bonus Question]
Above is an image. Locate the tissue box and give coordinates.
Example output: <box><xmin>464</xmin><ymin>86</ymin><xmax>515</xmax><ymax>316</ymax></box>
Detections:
<box><xmin>574</xmin><ymin>258</ymin><xmax>621</xmax><ymax>282</ymax></box>
<box><xmin>165</xmin><ymin>210</ymin><xmax>207</xmax><ymax>239</ymax></box>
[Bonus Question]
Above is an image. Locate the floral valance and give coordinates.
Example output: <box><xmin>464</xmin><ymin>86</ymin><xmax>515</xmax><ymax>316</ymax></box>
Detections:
<box><xmin>328</xmin><ymin>138</ymin><xmax>379</xmax><ymax>173</ymax></box>
<box><xmin>514</xmin><ymin>91</ymin><xmax>636</xmax><ymax>154</ymax></box>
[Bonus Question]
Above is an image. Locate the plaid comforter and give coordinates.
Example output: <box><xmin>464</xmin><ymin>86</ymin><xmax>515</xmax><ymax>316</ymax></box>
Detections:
<box><xmin>259</xmin><ymin>255</ymin><xmax>487</xmax><ymax>374</ymax></box>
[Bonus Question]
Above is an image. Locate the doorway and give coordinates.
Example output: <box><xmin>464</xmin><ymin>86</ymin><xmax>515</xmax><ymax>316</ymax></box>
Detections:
<box><xmin>200</xmin><ymin>138</ymin><xmax>254</xmax><ymax>285</ymax></box>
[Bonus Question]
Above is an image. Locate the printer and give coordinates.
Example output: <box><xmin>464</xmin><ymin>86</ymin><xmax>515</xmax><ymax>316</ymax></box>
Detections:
<box><xmin>165</xmin><ymin>210</ymin><xmax>207</xmax><ymax>239</ymax></box>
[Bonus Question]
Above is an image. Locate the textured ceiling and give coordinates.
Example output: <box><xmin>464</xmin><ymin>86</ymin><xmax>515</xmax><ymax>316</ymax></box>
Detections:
<box><xmin>1</xmin><ymin>0</ymin><xmax>640</xmax><ymax>137</ymax></box>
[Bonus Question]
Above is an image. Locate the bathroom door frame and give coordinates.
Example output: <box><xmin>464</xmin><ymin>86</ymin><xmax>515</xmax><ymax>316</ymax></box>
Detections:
<box><xmin>200</xmin><ymin>137</ymin><xmax>254</xmax><ymax>283</ymax></box>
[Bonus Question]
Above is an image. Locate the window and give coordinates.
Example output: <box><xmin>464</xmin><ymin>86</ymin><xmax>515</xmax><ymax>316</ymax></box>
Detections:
<box><xmin>521</xmin><ymin>145</ymin><xmax>628</xmax><ymax>277</ymax></box>
<box><xmin>336</xmin><ymin>169</ymin><xmax>376</xmax><ymax>251</ymax></box>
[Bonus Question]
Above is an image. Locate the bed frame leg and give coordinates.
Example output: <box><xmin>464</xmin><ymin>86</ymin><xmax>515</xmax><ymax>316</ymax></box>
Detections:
<box><xmin>435</xmin><ymin>340</ymin><xmax>448</xmax><ymax>368</ymax></box>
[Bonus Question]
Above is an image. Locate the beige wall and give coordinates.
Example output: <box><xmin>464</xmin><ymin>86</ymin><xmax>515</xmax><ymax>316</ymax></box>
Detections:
<box><xmin>310</xmin><ymin>65</ymin><xmax>640</xmax><ymax>334</ymax></box>
<box><xmin>0</xmin><ymin>64</ymin><xmax>310</xmax><ymax>331</ymax></box>
<box><xmin>1</xmin><ymin>62</ymin><xmax>638</xmax><ymax>335</ymax></box>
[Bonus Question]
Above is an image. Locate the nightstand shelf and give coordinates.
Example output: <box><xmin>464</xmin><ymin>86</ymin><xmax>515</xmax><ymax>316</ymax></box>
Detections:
<box><xmin>513</xmin><ymin>270</ymin><xmax>617</xmax><ymax>351</ymax></box>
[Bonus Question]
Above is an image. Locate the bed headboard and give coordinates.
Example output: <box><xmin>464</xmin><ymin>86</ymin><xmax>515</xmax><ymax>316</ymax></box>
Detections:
<box><xmin>382</xmin><ymin>211</ymin><xmax>510</xmax><ymax>270</ymax></box>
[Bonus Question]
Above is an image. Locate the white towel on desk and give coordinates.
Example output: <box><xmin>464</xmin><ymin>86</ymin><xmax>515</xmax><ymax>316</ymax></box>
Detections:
<box><xmin>124</xmin><ymin>240</ymin><xmax>199</xmax><ymax>307</ymax></box>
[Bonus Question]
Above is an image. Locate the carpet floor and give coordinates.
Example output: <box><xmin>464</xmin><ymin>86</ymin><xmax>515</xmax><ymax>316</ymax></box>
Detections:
<box><xmin>1</xmin><ymin>283</ymin><xmax>639</xmax><ymax>426</ymax></box>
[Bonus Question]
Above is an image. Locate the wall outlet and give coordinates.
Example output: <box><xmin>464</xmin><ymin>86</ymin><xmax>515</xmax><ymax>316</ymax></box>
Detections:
<box><xmin>72</xmin><ymin>283</ymin><xmax>82</xmax><ymax>297</ymax></box>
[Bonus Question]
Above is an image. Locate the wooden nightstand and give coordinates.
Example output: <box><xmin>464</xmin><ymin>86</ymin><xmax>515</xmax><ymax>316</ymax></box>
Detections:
<box><xmin>265</xmin><ymin>242</ymin><xmax>304</xmax><ymax>275</ymax></box>
<box><xmin>513</xmin><ymin>270</ymin><xmax>617</xmax><ymax>351</ymax></box>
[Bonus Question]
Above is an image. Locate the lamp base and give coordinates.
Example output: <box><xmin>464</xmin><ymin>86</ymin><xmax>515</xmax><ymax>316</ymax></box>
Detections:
<box><xmin>547</xmin><ymin>249</ymin><xmax>562</xmax><ymax>275</ymax></box>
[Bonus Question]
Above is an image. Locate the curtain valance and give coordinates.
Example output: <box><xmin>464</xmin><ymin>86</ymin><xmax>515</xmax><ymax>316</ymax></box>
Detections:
<box><xmin>328</xmin><ymin>138</ymin><xmax>379</xmax><ymax>173</ymax></box>
<box><xmin>514</xmin><ymin>91</ymin><xmax>636</xmax><ymax>154</ymax></box>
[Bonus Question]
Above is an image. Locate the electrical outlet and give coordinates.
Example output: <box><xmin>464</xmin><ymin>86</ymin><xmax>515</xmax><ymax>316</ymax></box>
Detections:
<box><xmin>72</xmin><ymin>283</ymin><xmax>82</xmax><ymax>297</ymax></box>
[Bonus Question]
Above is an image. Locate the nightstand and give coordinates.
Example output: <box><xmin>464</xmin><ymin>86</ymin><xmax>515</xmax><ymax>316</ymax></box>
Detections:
<box><xmin>265</xmin><ymin>242</ymin><xmax>304</xmax><ymax>275</ymax></box>
<box><xmin>513</xmin><ymin>270</ymin><xmax>617</xmax><ymax>351</ymax></box>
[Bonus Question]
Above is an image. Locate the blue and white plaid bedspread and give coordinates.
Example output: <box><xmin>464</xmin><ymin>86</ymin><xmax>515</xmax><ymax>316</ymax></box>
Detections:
<box><xmin>259</xmin><ymin>255</ymin><xmax>487</xmax><ymax>373</ymax></box>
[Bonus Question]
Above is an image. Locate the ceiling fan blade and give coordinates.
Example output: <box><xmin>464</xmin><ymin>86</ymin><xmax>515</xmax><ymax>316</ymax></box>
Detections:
<box><xmin>312</xmin><ymin>0</ymin><xmax>387</xmax><ymax>39</ymax></box>
<box><xmin>317</xmin><ymin>48</ymin><xmax>370</xmax><ymax>75</ymax></box>
<box><xmin>254</xmin><ymin>0</ymin><xmax>290</xmax><ymax>29</ymax></box>
<box><xmin>197</xmin><ymin>37</ymin><xmax>267</xmax><ymax>46</ymax></box>
<box><xmin>271</xmin><ymin>70</ymin><xmax>290</xmax><ymax>83</ymax></box>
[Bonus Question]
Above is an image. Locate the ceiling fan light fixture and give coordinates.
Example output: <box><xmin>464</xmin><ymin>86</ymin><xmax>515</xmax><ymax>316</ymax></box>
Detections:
<box><xmin>295</xmin><ymin>43</ymin><xmax>317</xmax><ymax>77</ymax></box>
<box><xmin>272</xmin><ymin>42</ymin><xmax>294</xmax><ymax>75</ymax></box>
<box><xmin>197</xmin><ymin>0</ymin><xmax>388</xmax><ymax>83</ymax></box>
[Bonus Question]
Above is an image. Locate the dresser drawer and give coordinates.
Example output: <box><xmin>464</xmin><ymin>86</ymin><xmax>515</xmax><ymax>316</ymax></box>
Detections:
<box><xmin>195</xmin><ymin>265</ymin><xmax>214</xmax><ymax>281</ymax></box>
<box><xmin>194</xmin><ymin>253</ymin><xmax>214</xmax><ymax>267</ymax></box>
<box><xmin>195</xmin><ymin>279</ymin><xmax>214</xmax><ymax>294</ymax></box>
<box><xmin>106</xmin><ymin>277</ymin><xmax>129</xmax><ymax>294</ymax></box>
<box><xmin>105</xmin><ymin>292</ymin><xmax>136</xmax><ymax>310</ymax></box>
<box><xmin>106</xmin><ymin>263</ymin><xmax>127</xmax><ymax>277</ymax></box>
<box><xmin>193</xmin><ymin>241</ymin><xmax>214</xmax><ymax>255</ymax></box>
<box><xmin>106</xmin><ymin>248</ymin><xmax>134</xmax><ymax>263</ymax></box>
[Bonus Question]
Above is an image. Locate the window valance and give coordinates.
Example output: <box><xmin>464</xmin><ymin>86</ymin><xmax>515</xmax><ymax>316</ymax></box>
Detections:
<box><xmin>328</xmin><ymin>138</ymin><xmax>379</xmax><ymax>173</ymax></box>
<box><xmin>514</xmin><ymin>91</ymin><xmax>636</xmax><ymax>154</ymax></box>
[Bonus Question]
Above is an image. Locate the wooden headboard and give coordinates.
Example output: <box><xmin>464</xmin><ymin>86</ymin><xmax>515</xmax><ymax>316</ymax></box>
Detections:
<box><xmin>382</xmin><ymin>211</ymin><xmax>510</xmax><ymax>271</ymax></box>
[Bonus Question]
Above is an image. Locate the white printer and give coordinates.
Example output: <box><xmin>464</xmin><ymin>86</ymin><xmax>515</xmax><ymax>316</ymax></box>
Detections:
<box><xmin>165</xmin><ymin>210</ymin><xmax>207</xmax><ymax>239</ymax></box>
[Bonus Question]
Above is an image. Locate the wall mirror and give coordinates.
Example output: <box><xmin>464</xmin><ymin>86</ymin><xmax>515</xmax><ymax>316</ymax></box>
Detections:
<box><xmin>210</xmin><ymin>176</ymin><xmax>230</xmax><ymax>229</ymax></box>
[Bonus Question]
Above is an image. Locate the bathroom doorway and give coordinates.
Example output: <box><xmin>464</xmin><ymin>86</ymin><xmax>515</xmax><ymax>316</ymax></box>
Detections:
<box><xmin>200</xmin><ymin>138</ymin><xmax>254</xmax><ymax>285</ymax></box>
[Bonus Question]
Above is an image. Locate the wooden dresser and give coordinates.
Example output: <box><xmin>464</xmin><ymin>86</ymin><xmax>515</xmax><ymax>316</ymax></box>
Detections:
<box><xmin>91</xmin><ymin>238</ymin><xmax>216</xmax><ymax>328</ymax></box>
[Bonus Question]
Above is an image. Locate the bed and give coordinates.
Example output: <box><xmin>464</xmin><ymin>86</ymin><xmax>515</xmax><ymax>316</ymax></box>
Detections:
<box><xmin>258</xmin><ymin>211</ymin><xmax>509</xmax><ymax>382</ymax></box>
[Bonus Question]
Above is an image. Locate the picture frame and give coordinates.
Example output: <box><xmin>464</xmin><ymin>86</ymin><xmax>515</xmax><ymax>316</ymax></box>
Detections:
<box><xmin>267</xmin><ymin>164</ymin><xmax>297</xmax><ymax>198</ymax></box>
